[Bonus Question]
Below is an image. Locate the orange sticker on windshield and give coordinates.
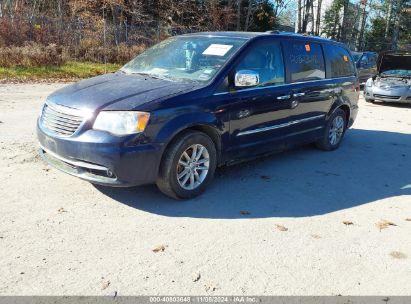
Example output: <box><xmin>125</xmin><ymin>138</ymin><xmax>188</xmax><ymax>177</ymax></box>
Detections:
<box><xmin>305</xmin><ymin>44</ymin><xmax>311</xmax><ymax>52</ymax></box>
<box><xmin>343</xmin><ymin>55</ymin><xmax>348</xmax><ymax>62</ymax></box>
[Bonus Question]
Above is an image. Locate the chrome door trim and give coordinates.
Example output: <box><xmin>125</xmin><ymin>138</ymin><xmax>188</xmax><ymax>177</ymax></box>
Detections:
<box><xmin>276</xmin><ymin>94</ymin><xmax>291</xmax><ymax>100</ymax></box>
<box><xmin>236</xmin><ymin>114</ymin><xmax>325</xmax><ymax>136</ymax></box>
<box><xmin>213</xmin><ymin>76</ymin><xmax>355</xmax><ymax>96</ymax></box>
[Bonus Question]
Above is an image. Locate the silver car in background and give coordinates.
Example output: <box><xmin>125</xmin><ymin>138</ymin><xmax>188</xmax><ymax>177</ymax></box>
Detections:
<box><xmin>364</xmin><ymin>51</ymin><xmax>411</xmax><ymax>104</ymax></box>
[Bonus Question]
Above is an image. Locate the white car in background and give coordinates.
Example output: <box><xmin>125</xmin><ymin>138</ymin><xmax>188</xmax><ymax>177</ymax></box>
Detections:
<box><xmin>364</xmin><ymin>51</ymin><xmax>411</xmax><ymax>104</ymax></box>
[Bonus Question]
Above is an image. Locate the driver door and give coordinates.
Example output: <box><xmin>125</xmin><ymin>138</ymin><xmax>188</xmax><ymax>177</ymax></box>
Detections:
<box><xmin>226</xmin><ymin>40</ymin><xmax>297</xmax><ymax>158</ymax></box>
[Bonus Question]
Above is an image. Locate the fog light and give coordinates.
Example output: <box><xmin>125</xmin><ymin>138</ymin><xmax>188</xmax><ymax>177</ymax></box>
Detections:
<box><xmin>106</xmin><ymin>170</ymin><xmax>114</xmax><ymax>178</ymax></box>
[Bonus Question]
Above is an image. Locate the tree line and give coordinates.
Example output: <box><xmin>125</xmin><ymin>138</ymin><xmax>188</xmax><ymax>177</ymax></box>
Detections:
<box><xmin>0</xmin><ymin>0</ymin><xmax>409</xmax><ymax>65</ymax></box>
<box><xmin>0</xmin><ymin>0</ymin><xmax>293</xmax><ymax>47</ymax></box>
<box><xmin>297</xmin><ymin>0</ymin><xmax>411</xmax><ymax>52</ymax></box>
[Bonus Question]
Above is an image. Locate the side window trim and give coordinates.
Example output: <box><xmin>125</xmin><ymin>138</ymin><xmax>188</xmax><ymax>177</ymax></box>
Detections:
<box><xmin>324</xmin><ymin>44</ymin><xmax>355</xmax><ymax>78</ymax></box>
<box><xmin>230</xmin><ymin>39</ymin><xmax>286</xmax><ymax>88</ymax></box>
<box><xmin>284</xmin><ymin>39</ymin><xmax>327</xmax><ymax>83</ymax></box>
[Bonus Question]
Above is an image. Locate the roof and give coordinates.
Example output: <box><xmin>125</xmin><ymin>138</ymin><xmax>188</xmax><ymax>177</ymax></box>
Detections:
<box><xmin>182</xmin><ymin>31</ymin><xmax>338</xmax><ymax>44</ymax></box>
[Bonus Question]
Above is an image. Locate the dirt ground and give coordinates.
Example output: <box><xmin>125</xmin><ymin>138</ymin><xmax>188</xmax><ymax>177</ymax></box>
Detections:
<box><xmin>0</xmin><ymin>83</ymin><xmax>410</xmax><ymax>295</ymax></box>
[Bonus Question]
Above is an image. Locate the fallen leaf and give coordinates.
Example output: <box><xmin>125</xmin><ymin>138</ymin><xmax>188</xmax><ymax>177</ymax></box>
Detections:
<box><xmin>405</xmin><ymin>218</ymin><xmax>411</xmax><ymax>221</ymax></box>
<box><xmin>101</xmin><ymin>280</ymin><xmax>110</xmax><ymax>290</ymax></box>
<box><xmin>275</xmin><ymin>224</ymin><xmax>288</xmax><ymax>231</ymax></box>
<box><xmin>192</xmin><ymin>272</ymin><xmax>201</xmax><ymax>282</ymax></box>
<box><xmin>260</xmin><ymin>175</ymin><xmax>271</xmax><ymax>180</ymax></box>
<box><xmin>376</xmin><ymin>219</ymin><xmax>397</xmax><ymax>231</ymax></box>
<box><xmin>57</xmin><ymin>207</ymin><xmax>67</xmax><ymax>213</ymax></box>
<box><xmin>343</xmin><ymin>221</ymin><xmax>353</xmax><ymax>226</ymax></box>
<box><xmin>204</xmin><ymin>282</ymin><xmax>217</xmax><ymax>292</ymax></box>
<box><xmin>390</xmin><ymin>251</ymin><xmax>407</xmax><ymax>259</ymax></box>
<box><xmin>310</xmin><ymin>234</ymin><xmax>321</xmax><ymax>239</ymax></box>
<box><xmin>152</xmin><ymin>245</ymin><xmax>165</xmax><ymax>253</ymax></box>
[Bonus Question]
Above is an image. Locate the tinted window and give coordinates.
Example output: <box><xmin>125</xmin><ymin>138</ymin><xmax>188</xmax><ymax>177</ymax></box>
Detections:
<box><xmin>360</xmin><ymin>55</ymin><xmax>368</xmax><ymax>65</ymax></box>
<box><xmin>368</xmin><ymin>54</ymin><xmax>377</xmax><ymax>66</ymax></box>
<box><xmin>352</xmin><ymin>53</ymin><xmax>362</xmax><ymax>62</ymax></box>
<box><xmin>236</xmin><ymin>41</ymin><xmax>285</xmax><ymax>86</ymax></box>
<box><xmin>324</xmin><ymin>44</ymin><xmax>355</xmax><ymax>78</ymax></box>
<box><xmin>285</xmin><ymin>41</ymin><xmax>325</xmax><ymax>82</ymax></box>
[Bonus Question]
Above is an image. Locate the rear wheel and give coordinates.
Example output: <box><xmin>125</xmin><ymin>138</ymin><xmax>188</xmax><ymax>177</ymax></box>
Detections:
<box><xmin>156</xmin><ymin>131</ymin><xmax>217</xmax><ymax>199</ymax></box>
<box><xmin>316</xmin><ymin>108</ymin><xmax>347</xmax><ymax>151</ymax></box>
<box><xmin>365</xmin><ymin>98</ymin><xmax>374</xmax><ymax>103</ymax></box>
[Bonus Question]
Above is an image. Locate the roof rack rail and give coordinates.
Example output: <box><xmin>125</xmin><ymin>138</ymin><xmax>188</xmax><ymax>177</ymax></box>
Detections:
<box><xmin>265</xmin><ymin>30</ymin><xmax>280</xmax><ymax>34</ymax></box>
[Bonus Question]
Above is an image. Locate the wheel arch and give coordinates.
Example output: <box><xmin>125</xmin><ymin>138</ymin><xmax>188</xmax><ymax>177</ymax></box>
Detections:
<box><xmin>156</xmin><ymin>119</ymin><xmax>224</xmax><ymax>175</ymax></box>
<box><xmin>328</xmin><ymin>101</ymin><xmax>351</xmax><ymax>128</ymax></box>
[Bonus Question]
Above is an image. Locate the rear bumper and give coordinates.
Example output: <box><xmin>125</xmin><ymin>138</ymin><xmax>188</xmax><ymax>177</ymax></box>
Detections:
<box><xmin>37</xmin><ymin>120</ymin><xmax>164</xmax><ymax>187</ymax></box>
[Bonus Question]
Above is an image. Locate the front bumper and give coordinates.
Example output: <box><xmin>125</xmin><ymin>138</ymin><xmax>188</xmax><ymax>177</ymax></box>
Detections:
<box><xmin>364</xmin><ymin>85</ymin><xmax>411</xmax><ymax>103</ymax></box>
<box><xmin>37</xmin><ymin>120</ymin><xmax>164</xmax><ymax>187</ymax></box>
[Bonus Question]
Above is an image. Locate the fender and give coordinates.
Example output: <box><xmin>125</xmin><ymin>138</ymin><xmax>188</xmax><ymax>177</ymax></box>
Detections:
<box><xmin>326</xmin><ymin>96</ymin><xmax>351</xmax><ymax>122</ymax></box>
<box><xmin>154</xmin><ymin>111</ymin><xmax>225</xmax><ymax>146</ymax></box>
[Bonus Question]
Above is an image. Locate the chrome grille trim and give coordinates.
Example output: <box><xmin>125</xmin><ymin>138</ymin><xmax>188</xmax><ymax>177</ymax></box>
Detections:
<box><xmin>374</xmin><ymin>94</ymin><xmax>400</xmax><ymax>100</ymax></box>
<box><xmin>40</xmin><ymin>102</ymin><xmax>84</xmax><ymax>137</ymax></box>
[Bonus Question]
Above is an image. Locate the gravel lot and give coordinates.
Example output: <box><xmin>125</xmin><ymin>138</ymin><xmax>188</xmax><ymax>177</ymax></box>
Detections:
<box><xmin>0</xmin><ymin>83</ymin><xmax>410</xmax><ymax>295</ymax></box>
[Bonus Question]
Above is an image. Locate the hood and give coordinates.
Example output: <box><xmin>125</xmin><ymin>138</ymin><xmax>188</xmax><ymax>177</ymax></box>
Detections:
<box><xmin>377</xmin><ymin>51</ymin><xmax>411</xmax><ymax>74</ymax></box>
<box><xmin>47</xmin><ymin>72</ymin><xmax>198</xmax><ymax>111</ymax></box>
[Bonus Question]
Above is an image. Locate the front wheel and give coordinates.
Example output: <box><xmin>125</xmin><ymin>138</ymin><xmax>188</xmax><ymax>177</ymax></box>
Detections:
<box><xmin>156</xmin><ymin>131</ymin><xmax>217</xmax><ymax>199</ymax></box>
<box><xmin>316</xmin><ymin>108</ymin><xmax>347</xmax><ymax>151</ymax></box>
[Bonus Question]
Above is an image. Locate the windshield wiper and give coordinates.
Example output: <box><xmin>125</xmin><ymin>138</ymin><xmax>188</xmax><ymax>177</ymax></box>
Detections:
<box><xmin>130</xmin><ymin>72</ymin><xmax>176</xmax><ymax>81</ymax></box>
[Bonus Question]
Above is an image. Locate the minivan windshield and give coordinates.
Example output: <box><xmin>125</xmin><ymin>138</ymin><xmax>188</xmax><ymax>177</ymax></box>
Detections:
<box><xmin>121</xmin><ymin>36</ymin><xmax>246</xmax><ymax>82</ymax></box>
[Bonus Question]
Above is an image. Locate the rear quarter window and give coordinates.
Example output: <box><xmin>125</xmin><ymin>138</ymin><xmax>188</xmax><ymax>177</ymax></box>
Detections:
<box><xmin>284</xmin><ymin>41</ymin><xmax>326</xmax><ymax>83</ymax></box>
<box><xmin>324</xmin><ymin>44</ymin><xmax>355</xmax><ymax>78</ymax></box>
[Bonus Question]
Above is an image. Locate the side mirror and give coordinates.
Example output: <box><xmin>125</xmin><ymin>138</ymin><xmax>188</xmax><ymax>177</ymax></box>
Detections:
<box><xmin>234</xmin><ymin>70</ymin><xmax>260</xmax><ymax>87</ymax></box>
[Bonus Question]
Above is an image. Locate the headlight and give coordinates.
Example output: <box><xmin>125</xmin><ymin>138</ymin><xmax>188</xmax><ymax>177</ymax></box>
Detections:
<box><xmin>365</xmin><ymin>78</ymin><xmax>373</xmax><ymax>87</ymax></box>
<box><xmin>93</xmin><ymin>111</ymin><xmax>150</xmax><ymax>135</ymax></box>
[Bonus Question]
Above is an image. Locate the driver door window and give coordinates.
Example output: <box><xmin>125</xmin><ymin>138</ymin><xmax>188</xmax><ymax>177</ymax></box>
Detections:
<box><xmin>360</xmin><ymin>55</ymin><xmax>369</xmax><ymax>67</ymax></box>
<box><xmin>235</xmin><ymin>41</ymin><xmax>285</xmax><ymax>87</ymax></box>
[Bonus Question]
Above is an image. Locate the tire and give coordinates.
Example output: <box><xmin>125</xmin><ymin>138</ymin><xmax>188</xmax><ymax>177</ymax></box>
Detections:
<box><xmin>315</xmin><ymin>108</ymin><xmax>347</xmax><ymax>151</ymax></box>
<box><xmin>365</xmin><ymin>98</ymin><xmax>374</xmax><ymax>103</ymax></box>
<box><xmin>156</xmin><ymin>130</ymin><xmax>217</xmax><ymax>199</ymax></box>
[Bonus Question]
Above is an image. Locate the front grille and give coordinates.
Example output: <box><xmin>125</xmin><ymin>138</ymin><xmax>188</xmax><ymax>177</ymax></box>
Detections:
<box><xmin>373</xmin><ymin>94</ymin><xmax>400</xmax><ymax>100</ymax></box>
<box><xmin>40</xmin><ymin>102</ymin><xmax>84</xmax><ymax>136</ymax></box>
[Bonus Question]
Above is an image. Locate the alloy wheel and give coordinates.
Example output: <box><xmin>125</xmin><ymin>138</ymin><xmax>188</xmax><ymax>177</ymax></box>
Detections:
<box><xmin>176</xmin><ymin>144</ymin><xmax>210</xmax><ymax>190</ymax></box>
<box><xmin>329</xmin><ymin>115</ymin><xmax>345</xmax><ymax>146</ymax></box>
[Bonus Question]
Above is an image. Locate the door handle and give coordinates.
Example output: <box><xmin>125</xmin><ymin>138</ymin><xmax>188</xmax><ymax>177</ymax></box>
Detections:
<box><xmin>276</xmin><ymin>94</ymin><xmax>291</xmax><ymax>100</ymax></box>
<box><xmin>293</xmin><ymin>92</ymin><xmax>305</xmax><ymax>97</ymax></box>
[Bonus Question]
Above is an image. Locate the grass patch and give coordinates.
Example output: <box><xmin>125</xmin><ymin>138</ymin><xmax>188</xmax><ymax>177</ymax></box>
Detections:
<box><xmin>0</xmin><ymin>61</ymin><xmax>121</xmax><ymax>82</ymax></box>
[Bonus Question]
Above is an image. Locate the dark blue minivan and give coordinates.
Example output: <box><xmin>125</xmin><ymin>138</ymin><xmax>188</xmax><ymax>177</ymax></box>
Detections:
<box><xmin>37</xmin><ymin>31</ymin><xmax>359</xmax><ymax>199</ymax></box>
